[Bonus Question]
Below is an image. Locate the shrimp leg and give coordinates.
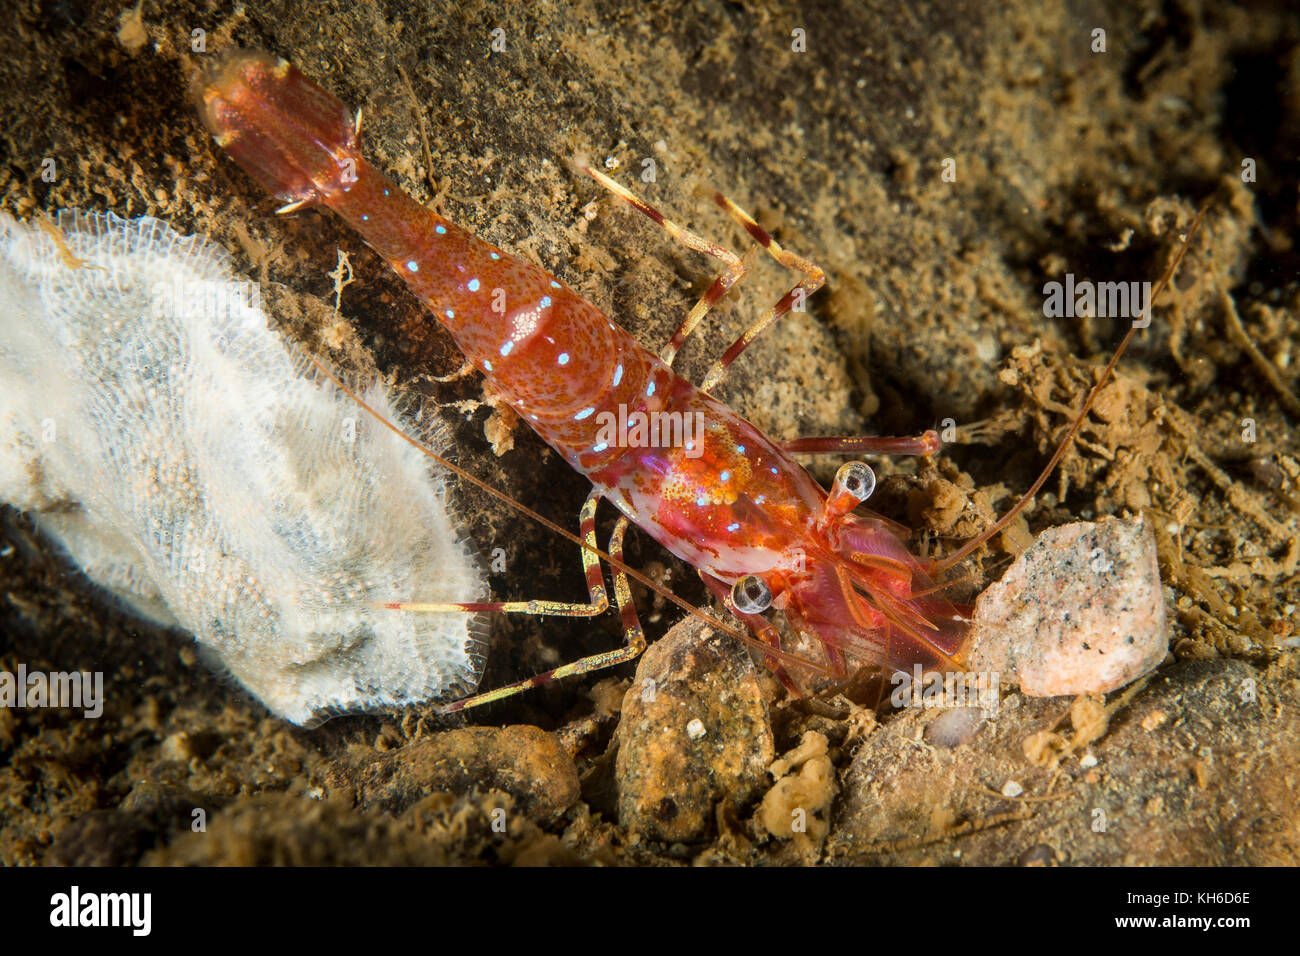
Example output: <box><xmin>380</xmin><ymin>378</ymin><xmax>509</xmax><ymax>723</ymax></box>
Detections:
<box><xmin>577</xmin><ymin>163</ymin><xmax>826</xmax><ymax>391</ymax></box>
<box><xmin>576</xmin><ymin>162</ymin><xmax>745</xmax><ymax>367</ymax></box>
<box><xmin>385</xmin><ymin>488</ymin><xmax>608</xmax><ymax>617</ymax></box>
<box><xmin>699</xmin><ymin>193</ymin><xmax>939</xmax><ymax>454</ymax></box>
<box><xmin>580</xmin><ymin>166</ymin><xmax>939</xmax><ymax>456</ymax></box>
<box><xmin>697</xmin><ymin>193</ymin><xmax>825</xmax><ymax>393</ymax></box>
<box><xmin>439</xmin><ymin>514</ymin><xmax>646</xmax><ymax>713</ymax></box>
<box><xmin>780</xmin><ymin>433</ymin><xmax>941</xmax><ymax>456</ymax></box>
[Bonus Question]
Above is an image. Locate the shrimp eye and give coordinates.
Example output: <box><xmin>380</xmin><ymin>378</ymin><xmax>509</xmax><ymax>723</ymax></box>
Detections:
<box><xmin>731</xmin><ymin>575</ymin><xmax>772</xmax><ymax>614</ymax></box>
<box><xmin>835</xmin><ymin>461</ymin><xmax>876</xmax><ymax>502</ymax></box>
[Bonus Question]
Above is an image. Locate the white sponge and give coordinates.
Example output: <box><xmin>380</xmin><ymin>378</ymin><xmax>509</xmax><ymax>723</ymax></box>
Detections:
<box><xmin>0</xmin><ymin>210</ymin><xmax>487</xmax><ymax>724</ymax></box>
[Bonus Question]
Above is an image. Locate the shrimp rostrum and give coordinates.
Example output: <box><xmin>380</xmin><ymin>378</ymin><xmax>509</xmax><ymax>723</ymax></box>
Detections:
<box><xmin>195</xmin><ymin>50</ymin><xmax>1199</xmax><ymax>713</ymax></box>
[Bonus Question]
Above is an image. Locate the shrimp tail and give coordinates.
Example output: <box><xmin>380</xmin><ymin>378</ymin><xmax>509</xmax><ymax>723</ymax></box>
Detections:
<box><xmin>194</xmin><ymin>49</ymin><xmax>360</xmax><ymax>210</ymax></box>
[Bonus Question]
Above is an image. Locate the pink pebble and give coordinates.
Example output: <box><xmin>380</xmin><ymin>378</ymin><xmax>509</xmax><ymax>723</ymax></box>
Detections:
<box><xmin>967</xmin><ymin>516</ymin><xmax>1167</xmax><ymax>696</ymax></box>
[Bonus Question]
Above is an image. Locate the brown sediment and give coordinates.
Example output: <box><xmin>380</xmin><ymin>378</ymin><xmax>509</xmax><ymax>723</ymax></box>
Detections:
<box><xmin>1</xmin><ymin>0</ymin><xmax>1297</xmax><ymax>865</ymax></box>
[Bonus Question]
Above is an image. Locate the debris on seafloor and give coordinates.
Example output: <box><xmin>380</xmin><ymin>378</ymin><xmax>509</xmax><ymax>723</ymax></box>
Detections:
<box><xmin>615</xmin><ymin>617</ymin><xmax>774</xmax><ymax>843</ymax></box>
<box><xmin>966</xmin><ymin>515</ymin><xmax>1169</xmax><ymax>696</ymax></box>
<box><xmin>758</xmin><ymin>730</ymin><xmax>835</xmax><ymax>857</ymax></box>
<box><xmin>0</xmin><ymin>211</ymin><xmax>486</xmax><ymax>724</ymax></box>
<box><xmin>316</xmin><ymin>724</ymin><xmax>580</xmax><ymax>825</ymax></box>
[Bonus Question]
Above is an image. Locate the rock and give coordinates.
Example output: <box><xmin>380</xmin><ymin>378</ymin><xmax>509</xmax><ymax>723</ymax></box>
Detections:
<box><xmin>146</xmin><ymin>794</ymin><xmax>448</xmax><ymax>865</ymax></box>
<box><xmin>615</xmin><ymin>617</ymin><xmax>774</xmax><ymax>843</ymax></box>
<box><xmin>47</xmin><ymin>810</ymin><xmax>150</xmax><ymax>866</ymax></box>
<box><xmin>119</xmin><ymin>779</ymin><xmax>211</xmax><ymax>835</ymax></box>
<box><xmin>317</xmin><ymin>725</ymin><xmax>579</xmax><ymax>825</ymax></box>
<box><xmin>830</xmin><ymin>659</ymin><xmax>1300</xmax><ymax>865</ymax></box>
<box><xmin>967</xmin><ymin>516</ymin><xmax>1167</xmax><ymax>696</ymax></box>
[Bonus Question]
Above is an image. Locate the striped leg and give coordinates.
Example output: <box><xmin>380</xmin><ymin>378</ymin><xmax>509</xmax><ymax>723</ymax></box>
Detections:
<box><xmin>576</xmin><ymin>161</ymin><xmax>746</xmax><ymax>366</ymax></box>
<box><xmin>437</xmin><ymin>514</ymin><xmax>646</xmax><ymax>714</ymax></box>
<box><xmin>698</xmin><ymin>194</ymin><xmax>825</xmax><ymax>393</ymax></box>
<box><xmin>673</xmin><ymin>196</ymin><xmax>937</xmax><ymax>463</ymax></box>
<box><xmin>781</xmin><ymin>431</ymin><xmax>942</xmax><ymax>457</ymax></box>
<box><xmin>577</xmin><ymin>164</ymin><xmax>828</xmax><ymax>388</ymax></box>
<box><xmin>384</xmin><ymin>488</ymin><xmax>607</xmax><ymax>617</ymax></box>
<box><xmin>577</xmin><ymin>166</ymin><xmax>933</xmax><ymax>459</ymax></box>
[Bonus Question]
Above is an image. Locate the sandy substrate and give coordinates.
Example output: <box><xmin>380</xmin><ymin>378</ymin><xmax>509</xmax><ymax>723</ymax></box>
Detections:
<box><xmin>1</xmin><ymin>0</ymin><xmax>1298</xmax><ymax>865</ymax></box>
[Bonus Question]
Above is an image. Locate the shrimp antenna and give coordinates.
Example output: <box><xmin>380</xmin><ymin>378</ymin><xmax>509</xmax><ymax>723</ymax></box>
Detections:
<box><xmin>934</xmin><ymin>201</ymin><xmax>1209</xmax><ymax>575</ymax></box>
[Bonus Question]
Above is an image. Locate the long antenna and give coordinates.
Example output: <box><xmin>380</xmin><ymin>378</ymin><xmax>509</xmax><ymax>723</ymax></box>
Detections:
<box><xmin>934</xmin><ymin>202</ymin><xmax>1209</xmax><ymax>575</ymax></box>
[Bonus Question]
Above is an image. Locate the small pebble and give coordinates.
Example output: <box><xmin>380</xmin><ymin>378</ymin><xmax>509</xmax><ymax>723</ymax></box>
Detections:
<box><xmin>615</xmin><ymin>617</ymin><xmax>773</xmax><ymax>843</ymax></box>
<box><xmin>1080</xmin><ymin>753</ymin><xmax>1098</xmax><ymax>769</ymax></box>
<box><xmin>1002</xmin><ymin>780</ymin><xmax>1024</xmax><ymax>798</ymax></box>
<box><xmin>1142</xmin><ymin>709</ymin><xmax>1168</xmax><ymax>731</ymax></box>
<box><xmin>967</xmin><ymin>516</ymin><xmax>1167</xmax><ymax>696</ymax></box>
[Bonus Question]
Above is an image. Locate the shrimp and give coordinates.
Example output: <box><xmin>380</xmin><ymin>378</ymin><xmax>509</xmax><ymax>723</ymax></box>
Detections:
<box><xmin>195</xmin><ymin>49</ymin><xmax>1203</xmax><ymax>713</ymax></box>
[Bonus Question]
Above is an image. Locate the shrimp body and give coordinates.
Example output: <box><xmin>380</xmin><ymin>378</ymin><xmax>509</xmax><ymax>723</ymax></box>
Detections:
<box><xmin>197</xmin><ymin>50</ymin><xmax>967</xmax><ymax>687</ymax></box>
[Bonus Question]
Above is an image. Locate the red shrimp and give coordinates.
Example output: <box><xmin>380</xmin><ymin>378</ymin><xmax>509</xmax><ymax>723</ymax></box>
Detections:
<box><xmin>195</xmin><ymin>50</ymin><xmax>1201</xmax><ymax>713</ymax></box>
